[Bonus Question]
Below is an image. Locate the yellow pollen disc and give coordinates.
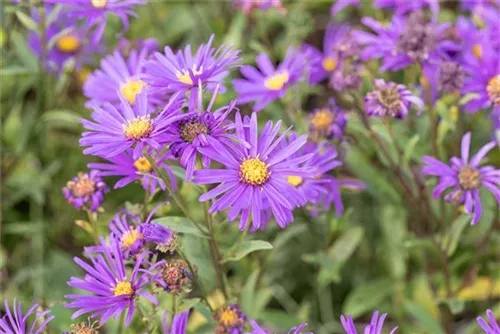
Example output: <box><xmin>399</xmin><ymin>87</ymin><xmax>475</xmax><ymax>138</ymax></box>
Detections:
<box><xmin>121</xmin><ymin>79</ymin><xmax>146</xmax><ymax>105</ymax></box>
<box><xmin>311</xmin><ymin>109</ymin><xmax>334</xmax><ymax>130</ymax></box>
<box><xmin>123</xmin><ymin>117</ymin><xmax>153</xmax><ymax>140</ymax></box>
<box><xmin>322</xmin><ymin>57</ymin><xmax>337</xmax><ymax>72</ymax></box>
<box><xmin>134</xmin><ymin>157</ymin><xmax>152</xmax><ymax>172</ymax></box>
<box><xmin>487</xmin><ymin>74</ymin><xmax>500</xmax><ymax>105</ymax></box>
<box><xmin>239</xmin><ymin>157</ymin><xmax>270</xmax><ymax>186</ymax></box>
<box><xmin>219</xmin><ymin>309</ymin><xmax>238</xmax><ymax>326</ymax></box>
<box><xmin>473</xmin><ymin>44</ymin><xmax>482</xmax><ymax>59</ymax></box>
<box><xmin>91</xmin><ymin>0</ymin><xmax>107</xmax><ymax>8</ymax></box>
<box><xmin>176</xmin><ymin>66</ymin><xmax>203</xmax><ymax>85</ymax></box>
<box><xmin>121</xmin><ymin>228</ymin><xmax>143</xmax><ymax>248</ymax></box>
<box><xmin>57</xmin><ymin>35</ymin><xmax>81</xmax><ymax>53</ymax></box>
<box><xmin>264</xmin><ymin>71</ymin><xmax>289</xmax><ymax>90</ymax></box>
<box><xmin>287</xmin><ymin>175</ymin><xmax>303</xmax><ymax>187</ymax></box>
<box><xmin>67</xmin><ymin>173</ymin><xmax>96</xmax><ymax>197</ymax></box>
<box><xmin>113</xmin><ymin>281</ymin><xmax>133</xmax><ymax>297</ymax></box>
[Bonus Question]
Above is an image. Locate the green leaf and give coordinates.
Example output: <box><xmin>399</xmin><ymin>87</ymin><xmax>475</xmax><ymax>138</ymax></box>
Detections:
<box><xmin>153</xmin><ymin>216</ymin><xmax>208</xmax><ymax>238</ymax></box>
<box><xmin>329</xmin><ymin>227</ymin><xmax>364</xmax><ymax>262</ymax></box>
<box><xmin>459</xmin><ymin>93</ymin><xmax>479</xmax><ymax>106</ymax></box>
<box><xmin>43</xmin><ymin>110</ymin><xmax>81</xmax><ymax>130</ymax></box>
<box><xmin>222</xmin><ymin>240</ymin><xmax>273</xmax><ymax>263</ymax></box>
<box><xmin>223</xmin><ymin>11</ymin><xmax>247</xmax><ymax>50</ymax></box>
<box><xmin>443</xmin><ymin>215</ymin><xmax>470</xmax><ymax>256</ymax></box>
<box><xmin>15</xmin><ymin>11</ymin><xmax>39</xmax><ymax>32</ymax></box>
<box><xmin>342</xmin><ymin>278</ymin><xmax>393</xmax><ymax>318</ymax></box>
<box><xmin>241</xmin><ymin>270</ymin><xmax>259</xmax><ymax>317</ymax></box>
<box><xmin>0</xmin><ymin>66</ymin><xmax>36</xmax><ymax>76</ymax></box>
<box><xmin>177</xmin><ymin>298</ymin><xmax>200</xmax><ymax>313</ymax></box>
<box><xmin>11</xmin><ymin>31</ymin><xmax>38</xmax><ymax>71</ymax></box>
<box><xmin>182</xmin><ymin>234</ymin><xmax>216</xmax><ymax>291</ymax></box>
<box><xmin>404</xmin><ymin>301</ymin><xmax>444</xmax><ymax>334</ymax></box>
<box><xmin>403</xmin><ymin>134</ymin><xmax>420</xmax><ymax>165</ymax></box>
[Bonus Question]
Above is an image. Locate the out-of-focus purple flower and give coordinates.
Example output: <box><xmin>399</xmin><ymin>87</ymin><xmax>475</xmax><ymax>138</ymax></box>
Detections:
<box><xmin>109</xmin><ymin>211</ymin><xmax>144</xmax><ymax>256</ymax></box>
<box><xmin>144</xmin><ymin>35</ymin><xmax>240</xmax><ymax>109</ymax></box>
<box><xmin>462</xmin><ymin>0</ymin><xmax>500</xmax><ymax>24</ymax></box>
<box><xmin>309</xmin><ymin>99</ymin><xmax>347</xmax><ymax>140</ymax></box>
<box><xmin>65</xmin><ymin>240</ymin><xmax>163</xmax><ymax>326</ymax></box>
<box><xmin>88</xmin><ymin>148</ymin><xmax>177</xmax><ymax>194</ymax></box>
<box><xmin>47</xmin><ymin>0</ymin><xmax>145</xmax><ymax>43</ymax></box>
<box><xmin>354</xmin><ymin>12</ymin><xmax>457</xmax><ymax>72</ymax></box>
<box><xmin>0</xmin><ymin>299</ymin><xmax>54</xmax><ymax>334</ymax></box>
<box><xmin>140</xmin><ymin>222</ymin><xmax>176</xmax><ymax>252</ymax></box>
<box><xmin>80</xmin><ymin>91</ymin><xmax>185</xmax><ymax>159</ymax></box>
<box><xmin>462</xmin><ymin>42</ymin><xmax>500</xmax><ymax>113</ymax></box>
<box><xmin>164</xmin><ymin>88</ymin><xmax>240</xmax><ymax>181</ymax></box>
<box><xmin>329</xmin><ymin>60</ymin><xmax>362</xmax><ymax>91</ymax></box>
<box><xmin>302</xmin><ymin>23</ymin><xmax>359</xmax><ymax>84</ymax></box>
<box><xmin>455</xmin><ymin>16</ymin><xmax>487</xmax><ymax>63</ymax></box>
<box><xmin>233</xmin><ymin>48</ymin><xmax>305</xmax><ymax>112</ymax></box>
<box><xmin>63</xmin><ymin>170</ymin><xmax>109</xmax><ymax>211</ymax></box>
<box><xmin>365</xmin><ymin>79</ymin><xmax>423</xmax><ymax>119</ymax></box>
<box><xmin>84</xmin><ymin>40</ymin><xmax>158</xmax><ymax>107</ymax></box>
<box><xmin>421</xmin><ymin>132</ymin><xmax>500</xmax><ymax>225</ymax></box>
<box><xmin>163</xmin><ymin>310</ymin><xmax>189</xmax><ymax>334</ymax></box>
<box><xmin>233</xmin><ymin>0</ymin><xmax>286</xmax><ymax>15</ymax></box>
<box><xmin>477</xmin><ymin>309</ymin><xmax>500</xmax><ymax>334</ymax></box>
<box><xmin>193</xmin><ymin>112</ymin><xmax>312</xmax><ymax>230</ymax></box>
<box><xmin>214</xmin><ymin>304</ymin><xmax>247</xmax><ymax>334</ymax></box>
<box><xmin>341</xmin><ymin>311</ymin><xmax>398</xmax><ymax>334</ymax></box>
<box><xmin>330</xmin><ymin>0</ymin><xmax>360</xmax><ymax>15</ymax></box>
<box><xmin>246</xmin><ymin>320</ymin><xmax>311</xmax><ymax>334</ymax></box>
<box><xmin>160</xmin><ymin>259</ymin><xmax>193</xmax><ymax>293</ymax></box>
<box><xmin>374</xmin><ymin>0</ymin><xmax>440</xmax><ymax>19</ymax></box>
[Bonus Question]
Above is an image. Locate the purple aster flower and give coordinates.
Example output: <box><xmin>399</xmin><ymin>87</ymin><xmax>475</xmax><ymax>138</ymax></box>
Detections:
<box><xmin>84</xmin><ymin>40</ymin><xmax>159</xmax><ymax>107</ymax></box>
<box><xmin>65</xmin><ymin>239</ymin><xmax>163</xmax><ymax>326</ymax></box>
<box><xmin>80</xmin><ymin>91</ymin><xmax>185</xmax><ymax>159</ymax></box>
<box><xmin>309</xmin><ymin>99</ymin><xmax>347</xmax><ymax>140</ymax></box>
<box><xmin>329</xmin><ymin>60</ymin><xmax>362</xmax><ymax>91</ymax></box>
<box><xmin>159</xmin><ymin>259</ymin><xmax>193</xmax><ymax>293</ymax></box>
<box><xmin>109</xmin><ymin>211</ymin><xmax>144</xmax><ymax>256</ymax></box>
<box><xmin>47</xmin><ymin>0</ymin><xmax>145</xmax><ymax>43</ymax></box>
<box><xmin>233</xmin><ymin>47</ymin><xmax>306</xmax><ymax>112</ymax></box>
<box><xmin>302</xmin><ymin>23</ymin><xmax>359</xmax><ymax>84</ymax></box>
<box><xmin>455</xmin><ymin>16</ymin><xmax>487</xmax><ymax>63</ymax></box>
<box><xmin>164</xmin><ymin>88</ymin><xmax>240</xmax><ymax>181</ymax></box>
<box><xmin>163</xmin><ymin>310</ymin><xmax>189</xmax><ymax>334</ymax></box>
<box><xmin>214</xmin><ymin>304</ymin><xmax>247</xmax><ymax>334</ymax></box>
<box><xmin>354</xmin><ymin>12</ymin><xmax>457</xmax><ymax>72</ymax></box>
<box><xmin>233</xmin><ymin>0</ymin><xmax>286</xmax><ymax>15</ymax></box>
<box><xmin>330</xmin><ymin>0</ymin><xmax>360</xmax><ymax>15</ymax></box>
<box><xmin>0</xmin><ymin>299</ymin><xmax>54</xmax><ymax>334</ymax></box>
<box><xmin>246</xmin><ymin>320</ymin><xmax>311</xmax><ymax>334</ymax></box>
<box><xmin>341</xmin><ymin>311</ymin><xmax>398</xmax><ymax>334</ymax></box>
<box><xmin>193</xmin><ymin>112</ymin><xmax>312</xmax><ymax>230</ymax></box>
<box><xmin>365</xmin><ymin>79</ymin><xmax>424</xmax><ymax>119</ymax></box>
<box><xmin>144</xmin><ymin>35</ymin><xmax>240</xmax><ymax>109</ymax></box>
<box><xmin>63</xmin><ymin>170</ymin><xmax>109</xmax><ymax>211</ymax></box>
<box><xmin>88</xmin><ymin>148</ymin><xmax>177</xmax><ymax>194</ymax></box>
<box><xmin>461</xmin><ymin>42</ymin><xmax>500</xmax><ymax>113</ymax></box>
<box><xmin>421</xmin><ymin>132</ymin><xmax>500</xmax><ymax>224</ymax></box>
<box><xmin>477</xmin><ymin>309</ymin><xmax>500</xmax><ymax>334</ymax></box>
<box><xmin>374</xmin><ymin>0</ymin><xmax>440</xmax><ymax>19</ymax></box>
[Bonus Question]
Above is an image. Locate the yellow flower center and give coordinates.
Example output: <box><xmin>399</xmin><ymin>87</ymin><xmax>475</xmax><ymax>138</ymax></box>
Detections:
<box><xmin>133</xmin><ymin>157</ymin><xmax>152</xmax><ymax>172</ymax></box>
<box><xmin>57</xmin><ymin>35</ymin><xmax>81</xmax><ymax>53</ymax></box>
<box><xmin>287</xmin><ymin>175</ymin><xmax>303</xmax><ymax>187</ymax></box>
<box><xmin>264</xmin><ymin>71</ymin><xmax>289</xmax><ymax>90</ymax></box>
<box><xmin>123</xmin><ymin>117</ymin><xmax>153</xmax><ymax>140</ymax></box>
<box><xmin>458</xmin><ymin>167</ymin><xmax>481</xmax><ymax>190</ymax></box>
<box><xmin>473</xmin><ymin>44</ymin><xmax>482</xmax><ymax>59</ymax></box>
<box><xmin>121</xmin><ymin>79</ymin><xmax>146</xmax><ymax>105</ymax></box>
<box><xmin>322</xmin><ymin>57</ymin><xmax>337</xmax><ymax>72</ymax></box>
<box><xmin>91</xmin><ymin>0</ymin><xmax>107</xmax><ymax>8</ymax></box>
<box><xmin>487</xmin><ymin>74</ymin><xmax>500</xmax><ymax>105</ymax></box>
<box><xmin>121</xmin><ymin>228</ymin><xmax>143</xmax><ymax>248</ymax></box>
<box><xmin>239</xmin><ymin>157</ymin><xmax>270</xmax><ymax>186</ymax></box>
<box><xmin>219</xmin><ymin>309</ymin><xmax>238</xmax><ymax>326</ymax></box>
<box><xmin>176</xmin><ymin>66</ymin><xmax>203</xmax><ymax>86</ymax></box>
<box><xmin>311</xmin><ymin>109</ymin><xmax>334</xmax><ymax>130</ymax></box>
<box><xmin>67</xmin><ymin>173</ymin><xmax>96</xmax><ymax>197</ymax></box>
<box><xmin>113</xmin><ymin>280</ymin><xmax>133</xmax><ymax>297</ymax></box>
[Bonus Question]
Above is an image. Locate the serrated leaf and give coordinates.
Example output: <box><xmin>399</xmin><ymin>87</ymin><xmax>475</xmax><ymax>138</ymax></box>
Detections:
<box><xmin>342</xmin><ymin>278</ymin><xmax>393</xmax><ymax>318</ymax></box>
<box><xmin>153</xmin><ymin>216</ymin><xmax>208</xmax><ymax>238</ymax></box>
<box><xmin>222</xmin><ymin>240</ymin><xmax>273</xmax><ymax>263</ymax></box>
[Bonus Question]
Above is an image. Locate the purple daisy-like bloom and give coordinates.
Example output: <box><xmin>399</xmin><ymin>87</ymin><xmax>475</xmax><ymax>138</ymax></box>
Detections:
<box><xmin>84</xmin><ymin>40</ymin><xmax>159</xmax><ymax>107</ymax></box>
<box><xmin>65</xmin><ymin>239</ymin><xmax>163</xmax><ymax>326</ymax></box>
<box><xmin>144</xmin><ymin>35</ymin><xmax>240</xmax><ymax>109</ymax></box>
<box><xmin>246</xmin><ymin>320</ymin><xmax>311</xmax><ymax>334</ymax></box>
<box><xmin>354</xmin><ymin>12</ymin><xmax>457</xmax><ymax>72</ymax></box>
<box><xmin>233</xmin><ymin>0</ymin><xmax>286</xmax><ymax>15</ymax></box>
<box><xmin>80</xmin><ymin>91</ymin><xmax>185</xmax><ymax>159</ymax></box>
<box><xmin>162</xmin><ymin>310</ymin><xmax>189</xmax><ymax>334</ymax></box>
<box><xmin>421</xmin><ymin>132</ymin><xmax>500</xmax><ymax>224</ymax></box>
<box><xmin>374</xmin><ymin>0</ymin><xmax>439</xmax><ymax>19</ymax></box>
<box><xmin>365</xmin><ymin>79</ymin><xmax>424</xmax><ymax>119</ymax></box>
<box><xmin>88</xmin><ymin>148</ymin><xmax>177</xmax><ymax>194</ymax></box>
<box><xmin>462</xmin><ymin>42</ymin><xmax>500</xmax><ymax>113</ymax></box>
<box><xmin>330</xmin><ymin>0</ymin><xmax>360</xmax><ymax>15</ymax></box>
<box><xmin>63</xmin><ymin>170</ymin><xmax>109</xmax><ymax>211</ymax></box>
<box><xmin>48</xmin><ymin>0</ymin><xmax>145</xmax><ymax>43</ymax></box>
<box><xmin>165</xmin><ymin>88</ymin><xmax>240</xmax><ymax>181</ymax></box>
<box><xmin>193</xmin><ymin>112</ymin><xmax>312</xmax><ymax>230</ymax></box>
<box><xmin>341</xmin><ymin>311</ymin><xmax>398</xmax><ymax>334</ymax></box>
<box><xmin>477</xmin><ymin>309</ymin><xmax>500</xmax><ymax>334</ymax></box>
<box><xmin>109</xmin><ymin>211</ymin><xmax>144</xmax><ymax>256</ymax></box>
<box><xmin>214</xmin><ymin>304</ymin><xmax>247</xmax><ymax>334</ymax></box>
<box><xmin>0</xmin><ymin>299</ymin><xmax>54</xmax><ymax>334</ymax></box>
<box><xmin>233</xmin><ymin>47</ymin><xmax>305</xmax><ymax>112</ymax></box>
<box><xmin>309</xmin><ymin>99</ymin><xmax>347</xmax><ymax>140</ymax></box>
<box><xmin>302</xmin><ymin>23</ymin><xmax>359</xmax><ymax>84</ymax></box>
